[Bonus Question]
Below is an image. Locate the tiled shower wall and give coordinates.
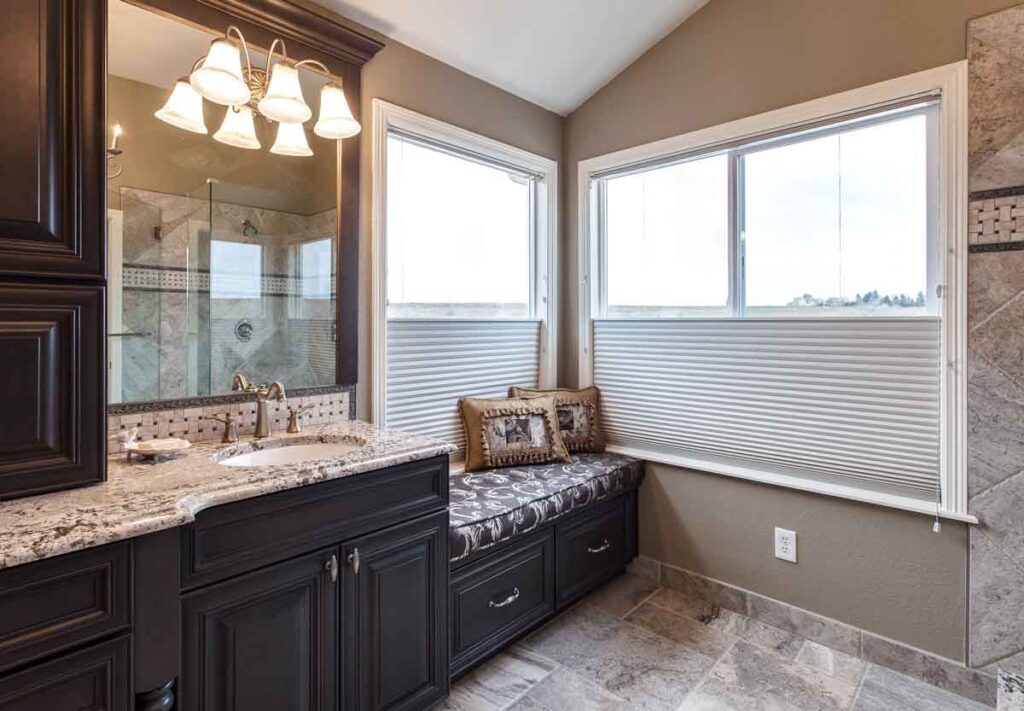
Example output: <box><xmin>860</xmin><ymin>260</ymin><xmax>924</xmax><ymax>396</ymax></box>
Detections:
<box><xmin>115</xmin><ymin>186</ymin><xmax>337</xmax><ymax>403</ymax></box>
<box><xmin>967</xmin><ymin>5</ymin><xmax>1024</xmax><ymax>703</ymax></box>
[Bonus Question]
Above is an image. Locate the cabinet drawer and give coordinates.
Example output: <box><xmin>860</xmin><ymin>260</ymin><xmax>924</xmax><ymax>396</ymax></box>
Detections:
<box><xmin>0</xmin><ymin>543</ymin><xmax>130</xmax><ymax>673</ymax></box>
<box><xmin>0</xmin><ymin>635</ymin><xmax>130</xmax><ymax>711</ymax></box>
<box><xmin>556</xmin><ymin>497</ymin><xmax>628</xmax><ymax>608</ymax></box>
<box><xmin>451</xmin><ymin>531</ymin><xmax>554</xmax><ymax>675</ymax></box>
<box><xmin>182</xmin><ymin>455</ymin><xmax>448</xmax><ymax>588</ymax></box>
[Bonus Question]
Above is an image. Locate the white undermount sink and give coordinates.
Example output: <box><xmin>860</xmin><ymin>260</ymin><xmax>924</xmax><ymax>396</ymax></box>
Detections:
<box><xmin>217</xmin><ymin>441</ymin><xmax>364</xmax><ymax>467</ymax></box>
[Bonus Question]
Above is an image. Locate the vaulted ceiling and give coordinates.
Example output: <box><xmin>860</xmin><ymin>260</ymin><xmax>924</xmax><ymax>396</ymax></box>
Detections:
<box><xmin>311</xmin><ymin>0</ymin><xmax>710</xmax><ymax>115</ymax></box>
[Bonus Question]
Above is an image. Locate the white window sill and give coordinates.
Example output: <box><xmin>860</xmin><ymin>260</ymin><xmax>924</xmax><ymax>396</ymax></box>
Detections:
<box><xmin>607</xmin><ymin>443</ymin><xmax>977</xmax><ymax>524</ymax></box>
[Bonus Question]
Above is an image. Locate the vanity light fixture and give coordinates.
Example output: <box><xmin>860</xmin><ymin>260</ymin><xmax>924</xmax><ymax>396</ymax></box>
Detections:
<box><xmin>107</xmin><ymin>123</ymin><xmax>124</xmax><ymax>179</ymax></box>
<box><xmin>153</xmin><ymin>25</ymin><xmax>359</xmax><ymax>157</ymax></box>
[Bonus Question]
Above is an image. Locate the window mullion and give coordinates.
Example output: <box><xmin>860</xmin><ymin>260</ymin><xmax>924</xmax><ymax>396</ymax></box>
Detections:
<box><xmin>728</xmin><ymin>152</ymin><xmax>745</xmax><ymax>317</ymax></box>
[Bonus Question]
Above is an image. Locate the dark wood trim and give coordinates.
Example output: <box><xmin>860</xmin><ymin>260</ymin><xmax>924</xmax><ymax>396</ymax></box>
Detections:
<box><xmin>196</xmin><ymin>0</ymin><xmax>383</xmax><ymax>65</ymax></box>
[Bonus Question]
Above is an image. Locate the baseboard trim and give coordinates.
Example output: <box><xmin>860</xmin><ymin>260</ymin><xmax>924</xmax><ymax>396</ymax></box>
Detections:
<box><xmin>628</xmin><ymin>555</ymin><xmax>998</xmax><ymax>708</ymax></box>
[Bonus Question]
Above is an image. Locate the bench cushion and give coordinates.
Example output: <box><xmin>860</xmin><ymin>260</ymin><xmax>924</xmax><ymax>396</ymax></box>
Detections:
<box><xmin>449</xmin><ymin>452</ymin><xmax>644</xmax><ymax>562</ymax></box>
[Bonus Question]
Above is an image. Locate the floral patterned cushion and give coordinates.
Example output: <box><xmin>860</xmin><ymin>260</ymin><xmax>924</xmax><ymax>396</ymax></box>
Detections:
<box><xmin>449</xmin><ymin>452</ymin><xmax>644</xmax><ymax>562</ymax></box>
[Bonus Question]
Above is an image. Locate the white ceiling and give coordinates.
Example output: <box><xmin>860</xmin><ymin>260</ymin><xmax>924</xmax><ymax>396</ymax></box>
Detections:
<box><xmin>311</xmin><ymin>0</ymin><xmax>710</xmax><ymax>115</ymax></box>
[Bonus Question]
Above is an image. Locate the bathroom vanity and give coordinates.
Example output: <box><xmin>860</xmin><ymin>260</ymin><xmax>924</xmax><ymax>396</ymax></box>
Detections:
<box><xmin>0</xmin><ymin>423</ymin><xmax>453</xmax><ymax>711</ymax></box>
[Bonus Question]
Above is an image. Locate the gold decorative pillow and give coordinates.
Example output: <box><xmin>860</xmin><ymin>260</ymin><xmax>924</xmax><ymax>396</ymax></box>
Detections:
<box><xmin>508</xmin><ymin>386</ymin><xmax>604</xmax><ymax>453</ymax></box>
<box><xmin>459</xmin><ymin>396</ymin><xmax>571</xmax><ymax>472</ymax></box>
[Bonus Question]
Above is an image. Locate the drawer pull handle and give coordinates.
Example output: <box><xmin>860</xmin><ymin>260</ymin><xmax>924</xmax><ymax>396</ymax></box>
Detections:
<box><xmin>489</xmin><ymin>587</ymin><xmax>521</xmax><ymax>609</ymax></box>
<box><xmin>348</xmin><ymin>547</ymin><xmax>360</xmax><ymax>575</ymax></box>
<box><xmin>325</xmin><ymin>554</ymin><xmax>338</xmax><ymax>583</ymax></box>
<box><xmin>588</xmin><ymin>539</ymin><xmax>612</xmax><ymax>554</ymax></box>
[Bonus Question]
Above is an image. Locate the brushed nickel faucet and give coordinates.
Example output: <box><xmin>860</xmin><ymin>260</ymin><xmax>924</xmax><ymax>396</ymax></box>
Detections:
<box><xmin>232</xmin><ymin>374</ymin><xmax>287</xmax><ymax>439</ymax></box>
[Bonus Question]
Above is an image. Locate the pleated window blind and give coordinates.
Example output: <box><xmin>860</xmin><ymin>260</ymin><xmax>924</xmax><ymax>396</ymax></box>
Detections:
<box><xmin>581</xmin><ymin>92</ymin><xmax>963</xmax><ymax>513</ymax></box>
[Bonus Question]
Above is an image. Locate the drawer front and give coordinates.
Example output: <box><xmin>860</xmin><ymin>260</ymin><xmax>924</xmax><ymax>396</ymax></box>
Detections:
<box><xmin>183</xmin><ymin>455</ymin><xmax>448</xmax><ymax>588</ymax></box>
<box><xmin>451</xmin><ymin>531</ymin><xmax>555</xmax><ymax>675</ymax></box>
<box><xmin>0</xmin><ymin>543</ymin><xmax>130</xmax><ymax>673</ymax></box>
<box><xmin>0</xmin><ymin>635</ymin><xmax>130</xmax><ymax>711</ymax></box>
<box><xmin>556</xmin><ymin>497</ymin><xmax>628</xmax><ymax>608</ymax></box>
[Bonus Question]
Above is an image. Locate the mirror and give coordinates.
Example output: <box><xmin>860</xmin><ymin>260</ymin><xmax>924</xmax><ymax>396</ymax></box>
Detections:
<box><xmin>106</xmin><ymin>0</ymin><xmax>347</xmax><ymax>404</ymax></box>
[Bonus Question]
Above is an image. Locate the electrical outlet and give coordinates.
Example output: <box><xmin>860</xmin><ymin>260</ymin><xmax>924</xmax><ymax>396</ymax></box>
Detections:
<box><xmin>775</xmin><ymin>527</ymin><xmax>797</xmax><ymax>563</ymax></box>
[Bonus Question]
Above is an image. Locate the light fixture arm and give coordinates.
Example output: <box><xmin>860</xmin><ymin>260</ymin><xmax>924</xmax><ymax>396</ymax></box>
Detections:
<box><xmin>225</xmin><ymin>25</ymin><xmax>253</xmax><ymax>79</ymax></box>
<box><xmin>265</xmin><ymin>37</ymin><xmax>289</xmax><ymax>76</ymax></box>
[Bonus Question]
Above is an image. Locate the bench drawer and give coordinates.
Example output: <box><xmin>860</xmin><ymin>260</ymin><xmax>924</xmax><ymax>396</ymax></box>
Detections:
<box><xmin>183</xmin><ymin>455</ymin><xmax>448</xmax><ymax>589</ymax></box>
<box><xmin>451</xmin><ymin>531</ymin><xmax>554</xmax><ymax>675</ymax></box>
<box><xmin>0</xmin><ymin>543</ymin><xmax>131</xmax><ymax>673</ymax></box>
<box><xmin>556</xmin><ymin>497</ymin><xmax>628</xmax><ymax>608</ymax></box>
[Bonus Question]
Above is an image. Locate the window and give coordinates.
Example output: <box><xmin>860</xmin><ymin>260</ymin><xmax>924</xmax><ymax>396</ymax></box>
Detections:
<box><xmin>299</xmin><ymin>238</ymin><xmax>333</xmax><ymax>301</ymax></box>
<box><xmin>211</xmin><ymin>240</ymin><xmax>262</xmax><ymax>299</ymax></box>
<box><xmin>373</xmin><ymin>101</ymin><xmax>557</xmax><ymax>455</ymax></box>
<box><xmin>580</xmin><ymin>65</ymin><xmax>968</xmax><ymax>519</ymax></box>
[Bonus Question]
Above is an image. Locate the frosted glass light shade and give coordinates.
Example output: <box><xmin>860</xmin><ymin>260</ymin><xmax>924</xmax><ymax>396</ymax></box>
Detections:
<box><xmin>213</xmin><ymin>106</ymin><xmax>260</xmax><ymax>150</ymax></box>
<box><xmin>258</xmin><ymin>64</ymin><xmax>311</xmax><ymax>124</ymax></box>
<box><xmin>270</xmin><ymin>121</ymin><xmax>313</xmax><ymax>156</ymax></box>
<box><xmin>154</xmin><ymin>79</ymin><xmax>208</xmax><ymax>134</ymax></box>
<box><xmin>313</xmin><ymin>83</ymin><xmax>360</xmax><ymax>139</ymax></box>
<box><xmin>190</xmin><ymin>38</ymin><xmax>250</xmax><ymax>106</ymax></box>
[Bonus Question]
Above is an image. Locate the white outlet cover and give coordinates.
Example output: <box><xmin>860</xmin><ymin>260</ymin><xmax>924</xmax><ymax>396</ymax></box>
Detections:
<box><xmin>775</xmin><ymin>527</ymin><xmax>797</xmax><ymax>563</ymax></box>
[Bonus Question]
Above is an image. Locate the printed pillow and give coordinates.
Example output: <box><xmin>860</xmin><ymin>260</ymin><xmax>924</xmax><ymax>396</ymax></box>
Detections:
<box><xmin>508</xmin><ymin>386</ymin><xmax>604</xmax><ymax>453</ymax></box>
<box><xmin>458</xmin><ymin>395</ymin><xmax>571</xmax><ymax>472</ymax></box>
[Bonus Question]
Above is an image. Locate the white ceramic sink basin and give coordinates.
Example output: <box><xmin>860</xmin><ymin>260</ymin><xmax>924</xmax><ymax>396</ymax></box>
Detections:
<box><xmin>218</xmin><ymin>441</ymin><xmax>364</xmax><ymax>467</ymax></box>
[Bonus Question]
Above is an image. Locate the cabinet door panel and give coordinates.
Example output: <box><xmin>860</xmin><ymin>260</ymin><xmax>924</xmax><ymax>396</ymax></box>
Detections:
<box><xmin>0</xmin><ymin>0</ymin><xmax>104</xmax><ymax>278</ymax></box>
<box><xmin>0</xmin><ymin>284</ymin><xmax>104</xmax><ymax>499</ymax></box>
<box><xmin>182</xmin><ymin>547</ymin><xmax>339</xmax><ymax>711</ymax></box>
<box><xmin>344</xmin><ymin>512</ymin><xmax>448</xmax><ymax>711</ymax></box>
<box><xmin>0</xmin><ymin>635</ymin><xmax>130</xmax><ymax>711</ymax></box>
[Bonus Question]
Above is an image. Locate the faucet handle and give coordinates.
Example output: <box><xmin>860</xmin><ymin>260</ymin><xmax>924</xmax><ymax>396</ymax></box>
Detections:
<box><xmin>287</xmin><ymin>404</ymin><xmax>314</xmax><ymax>433</ymax></box>
<box><xmin>203</xmin><ymin>413</ymin><xmax>239</xmax><ymax>443</ymax></box>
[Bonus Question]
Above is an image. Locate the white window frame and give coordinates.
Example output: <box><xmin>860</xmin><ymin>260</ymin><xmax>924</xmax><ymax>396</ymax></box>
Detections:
<box><xmin>371</xmin><ymin>99</ymin><xmax>559</xmax><ymax>427</ymax></box>
<box><xmin>577</xmin><ymin>62</ymin><xmax>971</xmax><ymax>521</ymax></box>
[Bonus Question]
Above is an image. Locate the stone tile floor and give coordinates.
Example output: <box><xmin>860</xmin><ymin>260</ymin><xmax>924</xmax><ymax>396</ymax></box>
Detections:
<box><xmin>437</xmin><ymin>574</ymin><xmax>991</xmax><ymax>711</ymax></box>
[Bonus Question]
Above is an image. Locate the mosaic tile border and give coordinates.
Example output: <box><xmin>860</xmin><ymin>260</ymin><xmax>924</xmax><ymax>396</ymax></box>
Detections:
<box><xmin>109</xmin><ymin>384</ymin><xmax>356</xmax><ymax>421</ymax></box>
<box><xmin>122</xmin><ymin>263</ymin><xmax>331</xmax><ymax>297</ymax></box>
<box><xmin>628</xmin><ymin>555</ymin><xmax>998</xmax><ymax>707</ymax></box>
<box><xmin>106</xmin><ymin>387</ymin><xmax>355</xmax><ymax>455</ymax></box>
<box><xmin>969</xmin><ymin>187</ymin><xmax>1024</xmax><ymax>253</ymax></box>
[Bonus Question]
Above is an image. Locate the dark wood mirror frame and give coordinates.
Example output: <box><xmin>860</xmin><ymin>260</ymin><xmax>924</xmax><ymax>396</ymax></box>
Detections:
<box><xmin>107</xmin><ymin>0</ymin><xmax>383</xmax><ymax>414</ymax></box>
<box><xmin>0</xmin><ymin>0</ymin><xmax>381</xmax><ymax>500</ymax></box>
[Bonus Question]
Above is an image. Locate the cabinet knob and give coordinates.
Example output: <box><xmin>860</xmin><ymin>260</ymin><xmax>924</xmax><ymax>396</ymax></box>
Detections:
<box><xmin>348</xmin><ymin>547</ymin><xmax>360</xmax><ymax>575</ymax></box>
<box><xmin>325</xmin><ymin>554</ymin><xmax>338</xmax><ymax>583</ymax></box>
<box><xmin>587</xmin><ymin>539</ymin><xmax>612</xmax><ymax>554</ymax></box>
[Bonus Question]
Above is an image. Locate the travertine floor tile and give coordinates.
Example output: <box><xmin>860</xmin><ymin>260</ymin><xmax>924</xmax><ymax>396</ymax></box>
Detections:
<box><xmin>625</xmin><ymin>600</ymin><xmax>736</xmax><ymax>658</ymax></box>
<box><xmin>585</xmin><ymin>573</ymin><xmax>661</xmax><ymax>617</ymax></box>
<box><xmin>852</xmin><ymin>665</ymin><xmax>993</xmax><ymax>711</ymax></box>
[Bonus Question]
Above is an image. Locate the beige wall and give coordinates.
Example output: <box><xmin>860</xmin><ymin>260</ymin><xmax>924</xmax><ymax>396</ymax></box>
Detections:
<box><xmin>561</xmin><ymin>0</ymin><xmax>1024</xmax><ymax>661</ymax></box>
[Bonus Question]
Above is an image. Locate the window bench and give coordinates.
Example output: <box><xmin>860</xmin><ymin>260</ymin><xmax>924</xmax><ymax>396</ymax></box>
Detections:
<box><xmin>448</xmin><ymin>453</ymin><xmax>644</xmax><ymax>676</ymax></box>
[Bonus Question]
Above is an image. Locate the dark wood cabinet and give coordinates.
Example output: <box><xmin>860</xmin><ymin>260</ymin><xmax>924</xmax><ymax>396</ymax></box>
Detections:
<box><xmin>0</xmin><ymin>636</ymin><xmax>130</xmax><ymax>711</ymax></box>
<box><xmin>344</xmin><ymin>512</ymin><xmax>448</xmax><ymax>711</ymax></box>
<box><xmin>182</xmin><ymin>546</ymin><xmax>340</xmax><ymax>711</ymax></box>
<box><xmin>0</xmin><ymin>0</ymin><xmax>105</xmax><ymax>279</ymax></box>
<box><xmin>0</xmin><ymin>284</ymin><xmax>105</xmax><ymax>500</ymax></box>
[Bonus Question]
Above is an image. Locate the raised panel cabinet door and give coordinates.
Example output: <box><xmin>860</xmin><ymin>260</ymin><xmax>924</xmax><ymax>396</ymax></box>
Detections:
<box><xmin>343</xmin><ymin>512</ymin><xmax>448</xmax><ymax>711</ymax></box>
<box><xmin>182</xmin><ymin>547</ymin><xmax>340</xmax><ymax>711</ymax></box>
<box><xmin>0</xmin><ymin>0</ymin><xmax>105</xmax><ymax>278</ymax></box>
<box><xmin>0</xmin><ymin>635</ymin><xmax>130</xmax><ymax>711</ymax></box>
<box><xmin>0</xmin><ymin>283</ymin><xmax>104</xmax><ymax>499</ymax></box>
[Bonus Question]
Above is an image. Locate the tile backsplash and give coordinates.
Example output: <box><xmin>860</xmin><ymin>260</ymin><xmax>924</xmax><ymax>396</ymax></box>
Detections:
<box><xmin>107</xmin><ymin>388</ymin><xmax>352</xmax><ymax>455</ymax></box>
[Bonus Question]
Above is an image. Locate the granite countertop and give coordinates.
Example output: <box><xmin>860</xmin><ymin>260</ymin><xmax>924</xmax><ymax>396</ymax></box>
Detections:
<box><xmin>0</xmin><ymin>421</ymin><xmax>455</xmax><ymax>571</ymax></box>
